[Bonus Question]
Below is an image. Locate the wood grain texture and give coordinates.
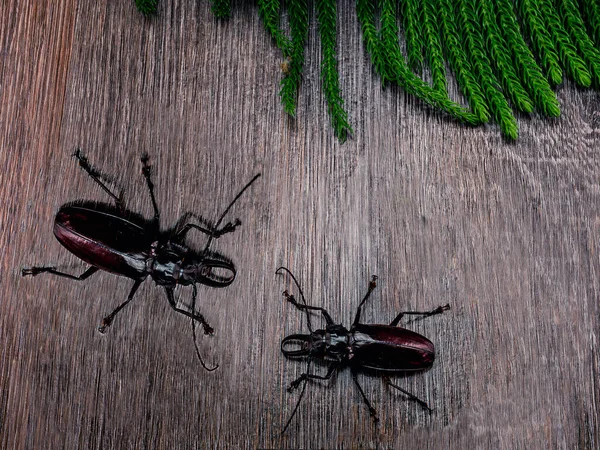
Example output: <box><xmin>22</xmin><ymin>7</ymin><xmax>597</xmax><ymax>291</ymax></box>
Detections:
<box><xmin>2</xmin><ymin>1</ymin><xmax>600</xmax><ymax>449</ymax></box>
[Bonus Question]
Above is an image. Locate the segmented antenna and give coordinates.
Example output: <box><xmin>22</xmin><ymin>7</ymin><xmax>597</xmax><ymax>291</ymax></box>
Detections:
<box><xmin>275</xmin><ymin>266</ymin><xmax>313</xmax><ymax>332</ymax></box>
<box><xmin>202</xmin><ymin>173</ymin><xmax>261</xmax><ymax>255</ymax></box>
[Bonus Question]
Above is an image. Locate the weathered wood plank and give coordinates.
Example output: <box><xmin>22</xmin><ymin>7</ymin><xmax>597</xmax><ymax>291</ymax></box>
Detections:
<box><xmin>2</xmin><ymin>1</ymin><xmax>599</xmax><ymax>449</ymax></box>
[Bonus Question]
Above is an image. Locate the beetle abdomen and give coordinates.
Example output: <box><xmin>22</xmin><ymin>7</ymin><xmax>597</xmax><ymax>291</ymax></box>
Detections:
<box><xmin>54</xmin><ymin>206</ymin><xmax>148</xmax><ymax>278</ymax></box>
<box><xmin>352</xmin><ymin>324</ymin><xmax>435</xmax><ymax>372</ymax></box>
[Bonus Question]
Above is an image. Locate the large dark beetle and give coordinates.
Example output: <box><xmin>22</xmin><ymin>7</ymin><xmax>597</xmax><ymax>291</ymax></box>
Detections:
<box><xmin>276</xmin><ymin>266</ymin><xmax>450</xmax><ymax>432</ymax></box>
<box><xmin>23</xmin><ymin>150</ymin><xmax>260</xmax><ymax>370</ymax></box>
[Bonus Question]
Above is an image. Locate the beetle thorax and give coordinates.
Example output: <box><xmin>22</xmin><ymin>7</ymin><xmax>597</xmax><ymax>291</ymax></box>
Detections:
<box><xmin>312</xmin><ymin>325</ymin><xmax>351</xmax><ymax>361</ymax></box>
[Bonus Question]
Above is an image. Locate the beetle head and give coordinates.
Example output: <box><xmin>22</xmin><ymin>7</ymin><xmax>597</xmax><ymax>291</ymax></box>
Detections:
<box><xmin>281</xmin><ymin>330</ymin><xmax>327</xmax><ymax>357</ymax></box>
<box><xmin>183</xmin><ymin>255</ymin><xmax>236</xmax><ymax>287</ymax></box>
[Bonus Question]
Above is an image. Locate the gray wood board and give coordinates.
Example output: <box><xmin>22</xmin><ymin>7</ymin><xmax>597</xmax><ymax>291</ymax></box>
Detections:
<box><xmin>2</xmin><ymin>1</ymin><xmax>600</xmax><ymax>449</ymax></box>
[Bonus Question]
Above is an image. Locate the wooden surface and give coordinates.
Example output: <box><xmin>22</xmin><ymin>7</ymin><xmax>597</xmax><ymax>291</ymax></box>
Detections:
<box><xmin>2</xmin><ymin>1</ymin><xmax>600</xmax><ymax>449</ymax></box>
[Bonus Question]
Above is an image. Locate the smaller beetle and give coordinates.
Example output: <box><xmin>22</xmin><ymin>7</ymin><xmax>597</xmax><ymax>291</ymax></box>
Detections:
<box><xmin>22</xmin><ymin>150</ymin><xmax>260</xmax><ymax>370</ymax></box>
<box><xmin>276</xmin><ymin>266</ymin><xmax>450</xmax><ymax>432</ymax></box>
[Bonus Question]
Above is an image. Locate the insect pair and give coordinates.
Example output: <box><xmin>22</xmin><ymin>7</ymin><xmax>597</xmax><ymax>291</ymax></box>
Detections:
<box><xmin>22</xmin><ymin>151</ymin><xmax>450</xmax><ymax>430</ymax></box>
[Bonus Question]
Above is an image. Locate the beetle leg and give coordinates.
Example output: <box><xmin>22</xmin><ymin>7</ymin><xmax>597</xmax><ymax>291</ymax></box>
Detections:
<box><xmin>175</xmin><ymin>218</ymin><xmax>241</xmax><ymax>241</ymax></box>
<box><xmin>140</xmin><ymin>153</ymin><xmax>160</xmax><ymax>227</ymax></box>
<box><xmin>287</xmin><ymin>364</ymin><xmax>338</xmax><ymax>392</ymax></box>
<box><xmin>73</xmin><ymin>149</ymin><xmax>125</xmax><ymax>212</ymax></box>
<box><xmin>190</xmin><ymin>284</ymin><xmax>219</xmax><ymax>371</ymax></box>
<box><xmin>389</xmin><ymin>303</ymin><xmax>450</xmax><ymax>327</ymax></box>
<box><xmin>383</xmin><ymin>376</ymin><xmax>433</xmax><ymax>413</ymax></box>
<box><xmin>352</xmin><ymin>275</ymin><xmax>378</xmax><ymax>326</ymax></box>
<box><xmin>98</xmin><ymin>279</ymin><xmax>143</xmax><ymax>333</ymax></box>
<box><xmin>351</xmin><ymin>369</ymin><xmax>379</xmax><ymax>424</ymax></box>
<box><xmin>164</xmin><ymin>287</ymin><xmax>214</xmax><ymax>335</ymax></box>
<box><xmin>21</xmin><ymin>265</ymin><xmax>99</xmax><ymax>280</ymax></box>
<box><xmin>282</xmin><ymin>290</ymin><xmax>335</xmax><ymax>326</ymax></box>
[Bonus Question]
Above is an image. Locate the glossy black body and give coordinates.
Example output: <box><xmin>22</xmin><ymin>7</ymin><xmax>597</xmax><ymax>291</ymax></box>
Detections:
<box><xmin>23</xmin><ymin>151</ymin><xmax>259</xmax><ymax>369</ymax></box>
<box><xmin>53</xmin><ymin>202</ymin><xmax>235</xmax><ymax>287</ymax></box>
<box><xmin>277</xmin><ymin>267</ymin><xmax>449</xmax><ymax>432</ymax></box>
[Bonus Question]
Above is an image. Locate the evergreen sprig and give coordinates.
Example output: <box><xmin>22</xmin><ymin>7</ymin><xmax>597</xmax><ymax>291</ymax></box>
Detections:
<box><xmin>316</xmin><ymin>0</ymin><xmax>353</xmax><ymax>141</ymax></box>
<box><xmin>437</xmin><ymin>0</ymin><xmax>490</xmax><ymax>121</ymax></box>
<box><xmin>280</xmin><ymin>0</ymin><xmax>309</xmax><ymax>117</ymax></box>
<box><xmin>480</xmin><ymin>0</ymin><xmax>534</xmax><ymax>113</ymax></box>
<box><xmin>497</xmin><ymin>0</ymin><xmax>560</xmax><ymax>116</ymax></box>
<box><xmin>541</xmin><ymin>0</ymin><xmax>592</xmax><ymax>86</ymax></box>
<box><xmin>135</xmin><ymin>0</ymin><xmax>157</xmax><ymax>16</ymax></box>
<box><xmin>133</xmin><ymin>0</ymin><xmax>600</xmax><ymax>141</ymax></box>
<box><xmin>582</xmin><ymin>0</ymin><xmax>600</xmax><ymax>50</ymax></box>
<box><xmin>402</xmin><ymin>0</ymin><xmax>425</xmax><ymax>71</ymax></box>
<box><xmin>559</xmin><ymin>0</ymin><xmax>600</xmax><ymax>86</ymax></box>
<box><xmin>421</xmin><ymin>0</ymin><xmax>447</xmax><ymax>94</ymax></box>
<box><xmin>456</xmin><ymin>0</ymin><xmax>518</xmax><ymax>138</ymax></box>
<box><xmin>210</xmin><ymin>0</ymin><xmax>230</xmax><ymax>19</ymax></box>
<box><xmin>378</xmin><ymin>0</ymin><xmax>481</xmax><ymax>125</ymax></box>
<box><xmin>516</xmin><ymin>0</ymin><xmax>563</xmax><ymax>85</ymax></box>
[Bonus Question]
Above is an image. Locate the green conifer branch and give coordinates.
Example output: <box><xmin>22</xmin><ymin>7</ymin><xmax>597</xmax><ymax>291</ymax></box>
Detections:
<box><xmin>437</xmin><ymin>0</ymin><xmax>490</xmax><ymax>121</ymax></box>
<box><xmin>258</xmin><ymin>0</ymin><xmax>292</xmax><ymax>55</ymax></box>
<box><xmin>315</xmin><ymin>0</ymin><xmax>353</xmax><ymax>141</ymax></box>
<box><xmin>540</xmin><ymin>0</ymin><xmax>591</xmax><ymax>86</ymax></box>
<box><xmin>421</xmin><ymin>0</ymin><xmax>448</xmax><ymax>94</ymax></box>
<box><xmin>516</xmin><ymin>0</ymin><xmax>563</xmax><ymax>85</ymax></box>
<box><xmin>379</xmin><ymin>0</ymin><xmax>481</xmax><ymax>126</ymax></box>
<box><xmin>582</xmin><ymin>0</ymin><xmax>600</xmax><ymax>49</ymax></box>
<box><xmin>279</xmin><ymin>0</ymin><xmax>309</xmax><ymax>116</ymax></box>
<box><xmin>135</xmin><ymin>0</ymin><xmax>157</xmax><ymax>15</ymax></box>
<box><xmin>479</xmin><ymin>0</ymin><xmax>534</xmax><ymax>113</ymax></box>
<box><xmin>558</xmin><ymin>0</ymin><xmax>600</xmax><ymax>86</ymax></box>
<box><xmin>132</xmin><ymin>0</ymin><xmax>600</xmax><ymax>141</ymax></box>
<box><xmin>356</xmin><ymin>0</ymin><xmax>389</xmax><ymax>82</ymax></box>
<box><xmin>496</xmin><ymin>0</ymin><xmax>560</xmax><ymax>117</ymax></box>
<box><xmin>210</xmin><ymin>0</ymin><xmax>230</xmax><ymax>19</ymax></box>
<box><xmin>456</xmin><ymin>0</ymin><xmax>518</xmax><ymax>139</ymax></box>
<box><xmin>401</xmin><ymin>0</ymin><xmax>425</xmax><ymax>71</ymax></box>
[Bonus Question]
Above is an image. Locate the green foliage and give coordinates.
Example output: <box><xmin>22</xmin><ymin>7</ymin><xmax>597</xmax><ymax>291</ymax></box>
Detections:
<box><xmin>281</xmin><ymin>0</ymin><xmax>309</xmax><ymax>117</ymax></box>
<box><xmin>211</xmin><ymin>0</ymin><xmax>230</xmax><ymax>19</ymax></box>
<box><xmin>316</xmin><ymin>0</ymin><xmax>353</xmax><ymax>141</ymax></box>
<box><xmin>401</xmin><ymin>0</ymin><xmax>425</xmax><ymax>71</ymax></box>
<box><xmin>437</xmin><ymin>0</ymin><xmax>490</xmax><ymax>122</ymax></box>
<box><xmin>496</xmin><ymin>0</ymin><xmax>559</xmax><ymax>117</ymax></box>
<box><xmin>135</xmin><ymin>0</ymin><xmax>157</xmax><ymax>15</ymax></box>
<box><xmin>421</xmin><ymin>0</ymin><xmax>447</xmax><ymax>94</ymax></box>
<box><xmin>133</xmin><ymin>0</ymin><xmax>600</xmax><ymax>141</ymax></box>
<box><xmin>559</xmin><ymin>0</ymin><xmax>600</xmax><ymax>86</ymax></box>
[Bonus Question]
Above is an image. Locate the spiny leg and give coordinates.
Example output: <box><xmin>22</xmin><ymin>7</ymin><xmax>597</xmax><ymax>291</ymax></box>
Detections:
<box><xmin>190</xmin><ymin>284</ymin><xmax>218</xmax><ymax>371</ymax></box>
<box><xmin>73</xmin><ymin>149</ymin><xmax>124</xmax><ymax>211</ymax></box>
<box><xmin>282</xmin><ymin>290</ymin><xmax>334</xmax><ymax>326</ymax></box>
<box><xmin>352</xmin><ymin>275</ymin><xmax>378</xmax><ymax>326</ymax></box>
<box><xmin>140</xmin><ymin>153</ymin><xmax>160</xmax><ymax>228</ymax></box>
<box><xmin>21</xmin><ymin>266</ymin><xmax>99</xmax><ymax>281</ymax></box>
<box><xmin>174</xmin><ymin>213</ymin><xmax>241</xmax><ymax>241</ymax></box>
<box><xmin>383</xmin><ymin>376</ymin><xmax>433</xmax><ymax>412</ymax></box>
<box><xmin>287</xmin><ymin>363</ymin><xmax>338</xmax><ymax>391</ymax></box>
<box><xmin>164</xmin><ymin>287</ymin><xmax>214</xmax><ymax>335</ymax></box>
<box><xmin>390</xmin><ymin>304</ymin><xmax>450</xmax><ymax>327</ymax></box>
<box><xmin>98</xmin><ymin>279</ymin><xmax>143</xmax><ymax>333</ymax></box>
<box><xmin>351</xmin><ymin>369</ymin><xmax>379</xmax><ymax>424</ymax></box>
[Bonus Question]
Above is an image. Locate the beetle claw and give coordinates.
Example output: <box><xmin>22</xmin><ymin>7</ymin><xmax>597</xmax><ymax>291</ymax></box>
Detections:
<box><xmin>98</xmin><ymin>316</ymin><xmax>113</xmax><ymax>334</ymax></box>
<box><xmin>202</xmin><ymin>323</ymin><xmax>214</xmax><ymax>335</ymax></box>
<box><xmin>21</xmin><ymin>267</ymin><xmax>54</xmax><ymax>277</ymax></box>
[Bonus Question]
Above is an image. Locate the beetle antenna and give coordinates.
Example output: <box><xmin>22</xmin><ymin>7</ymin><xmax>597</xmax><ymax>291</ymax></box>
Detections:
<box><xmin>282</xmin><ymin>360</ymin><xmax>312</xmax><ymax>434</ymax></box>
<box><xmin>202</xmin><ymin>173</ymin><xmax>261</xmax><ymax>255</ymax></box>
<box><xmin>275</xmin><ymin>266</ymin><xmax>313</xmax><ymax>332</ymax></box>
<box><xmin>191</xmin><ymin>284</ymin><xmax>218</xmax><ymax>371</ymax></box>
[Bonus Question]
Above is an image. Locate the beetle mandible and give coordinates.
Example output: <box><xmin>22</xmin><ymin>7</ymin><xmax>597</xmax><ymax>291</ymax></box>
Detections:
<box><xmin>22</xmin><ymin>150</ymin><xmax>260</xmax><ymax>370</ymax></box>
<box><xmin>276</xmin><ymin>266</ymin><xmax>450</xmax><ymax>432</ymax></box>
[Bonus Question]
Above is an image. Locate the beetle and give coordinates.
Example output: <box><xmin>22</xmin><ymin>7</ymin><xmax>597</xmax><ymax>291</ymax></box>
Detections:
<box><xmin>22</xmin><ymin>150</ymin><xmax>260</xmax><ymax>370</ymax></box>
<box><xmin>276</xmin><ymin>266</ymin><xmax>450</xmax><ymax>432</ymax></box>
